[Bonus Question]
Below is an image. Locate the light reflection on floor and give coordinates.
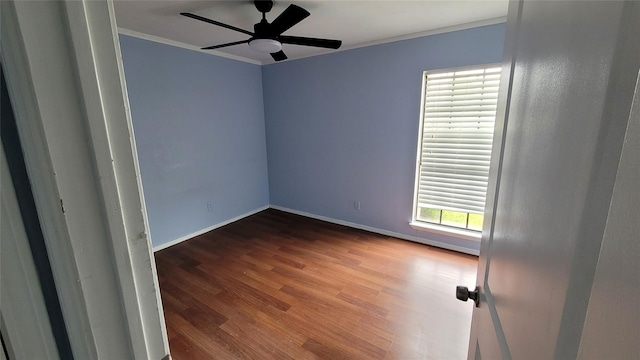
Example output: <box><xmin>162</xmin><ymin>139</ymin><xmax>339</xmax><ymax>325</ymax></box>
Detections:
<box><xmin>392</xmin><ymin>250</ymin><xmax>478</xmax><ymax>359</ymax></box>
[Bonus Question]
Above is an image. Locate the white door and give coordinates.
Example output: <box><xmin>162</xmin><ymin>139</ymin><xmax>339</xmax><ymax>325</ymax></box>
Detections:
<box><xmin>462</xmin><ymin>1</ymin><xmax>640</xmax><ymax>359</ymax></box>
<box><xmin>577</xmin><ymin>67</ymin><xmax>640</xmax><ymax>360</ymax></box>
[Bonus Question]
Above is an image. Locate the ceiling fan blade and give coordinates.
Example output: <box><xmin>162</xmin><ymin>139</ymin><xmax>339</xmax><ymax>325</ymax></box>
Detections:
<box><xmin>201</xmin><ymin>40</ymin><xmax>250</xmax><ymax>50</ymax></box>
<box><xmin>270</xmin><ymin>50</ymin><xmax>287</xmax><ymax>61</ymax></box>
<box><xmin>180</xmin><ymin>12</ymin><xmax>254</xmax><ymax>36</ymax></box>
<box><xmin>278</xmin><ymin>36</ymin><xmax>342</xmax><ymax>49</ymax></box>
<box><xmin>269</xmin><ymin>5</ymin><xmax>310</xmax><ymax>36</ymax></box>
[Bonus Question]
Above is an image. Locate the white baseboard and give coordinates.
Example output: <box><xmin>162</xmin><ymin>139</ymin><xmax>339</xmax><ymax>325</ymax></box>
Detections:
<box><xmin>153</xmin><ymin>205</ymin><xmax>269</xmax><ymax>252</ymax></box>
<box><xmin>269</xmin><ymin>205</ymin><xmax>480</xmax><ymax>256</ymax></box>
<box><xmin>153</xmin><ymin>204</ymin><xmax>479</xmax><ymax>256</ymax></box>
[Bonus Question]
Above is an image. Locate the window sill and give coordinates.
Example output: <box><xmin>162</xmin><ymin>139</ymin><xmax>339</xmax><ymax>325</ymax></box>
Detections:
<box><xmin>410</xmin><ymin>221</ymin><xmax>482</xmax><ymax>242</ymax></box>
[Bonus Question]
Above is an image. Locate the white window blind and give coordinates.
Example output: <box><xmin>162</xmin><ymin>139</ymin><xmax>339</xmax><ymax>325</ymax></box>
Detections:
<box><xmin>416</xmin><ymin>65</ymin><xmax>501</xmax><ymax>215</ymax></box>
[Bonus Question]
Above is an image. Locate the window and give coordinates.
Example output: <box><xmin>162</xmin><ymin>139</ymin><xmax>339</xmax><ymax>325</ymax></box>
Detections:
<box><xmin>412</xmin><ymin>64</ymin><xmax>501</xmax><ymax>233</ymax></box>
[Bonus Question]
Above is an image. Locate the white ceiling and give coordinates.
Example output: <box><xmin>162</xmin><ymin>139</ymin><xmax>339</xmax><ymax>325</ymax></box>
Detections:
<box><xmin>114</xmin><ymin>0</ymin><xmax>508</xmax><ymax>65</ymax></box>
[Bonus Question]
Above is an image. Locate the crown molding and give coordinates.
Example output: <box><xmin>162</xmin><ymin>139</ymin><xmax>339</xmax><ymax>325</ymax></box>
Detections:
<box><xmin>119</xmin><ymin>17</ymin><xmax>507</xmax><ymax>66</ymax></box>
<box><xmin>117</xmin><ymin>28</ymin><xmax>262</xmax><ymax>65</ymax></box>
<box><xmin>339</xmin><ymin>17</ymin><xmax>507</xmax><ymax>53</ymax></box>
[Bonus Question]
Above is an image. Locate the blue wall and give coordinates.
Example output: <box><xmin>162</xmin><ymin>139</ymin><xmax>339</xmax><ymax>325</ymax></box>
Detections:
<box><xmin>262</xmin><ymin>24</ymin><xmax>506</xmax><ymax>252</ymax></box>
<box><xmin>120</xmin><ymin>23</ymin><xmax>506</xmax><ymax>252</ymax></box>
<box><xmin>120</xmin><ymin>35</ymin><xmax>269</xmax><ymax>248</ymax></box>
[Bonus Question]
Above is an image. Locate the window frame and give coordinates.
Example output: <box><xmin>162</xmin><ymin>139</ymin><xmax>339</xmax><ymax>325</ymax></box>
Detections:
<box><xmin>411</xmin><ymin>63</ymin><xmax>502</xmax><ymax>240</ymax></box>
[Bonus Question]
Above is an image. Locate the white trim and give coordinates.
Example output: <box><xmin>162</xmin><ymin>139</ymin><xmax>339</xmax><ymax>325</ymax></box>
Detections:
<box><xmin>2</xmin><ymin>1</ymin><xmax>169</xmax><ymax>358</ymax></box>
<box><xmin>425</xmin><ymin>62</ymin><xmax>503</xmax><ymax>76</ymax></box>
<box><xmin>411</xmin><ymin>71</ymin><xmax>429</xmax><ymax>222</ymax></box>
<box><xmin>117</xmin><ymin>28</ymin><xmax>262</xmax><ymax>65</ymax></box>
<box><xmin>2</xmin><ymin>2</ymin><xmax>96</xmax><ymax>358</ymax></box>
<box><xmin>64</xmin><ymin>1</ymin><xmax>170</xmax><ymax>358</ymax></box>
<box><xmin>153</xmin><ymin>205</ymin><xmax>269</xmax><ymax>252</ymax></box>
<box><xmin>409</xmin><ymin>221</ymin><xmax>481</xmax><ymax>242</ymax></box>
<box><xmin>270</xmin><ymin>205</ymin><xmax>479</xmax><ymax>256</ymax></box>
<box><xmin>264</xmin><ymin>17</ymin><xmax>507</xmax><ymax>64</ymax></box>
<box><xmin>152</xmin><ymin>204</ymin><xmax>479</xmax><ymax>255</ymax></box>
<box><xmin>1</xmin><ymin>147</ymin><xmax>59</xmax><ymax>360</ymax></box>
<box><xmin>119</xmin><ymin>17</ymin><xmax>506</xmax><ymax>66</ymax></box>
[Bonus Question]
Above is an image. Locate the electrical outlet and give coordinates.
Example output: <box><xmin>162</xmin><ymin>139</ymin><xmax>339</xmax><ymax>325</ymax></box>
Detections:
<box><xmin>354</xmin><ymin>201</ymin><xmax>361</xmax><ymax>210</ymax></box>
<box><xmin>207</xmin><ymin>202</ymin><xmax>213</xmax><ymax>212</ymax></box>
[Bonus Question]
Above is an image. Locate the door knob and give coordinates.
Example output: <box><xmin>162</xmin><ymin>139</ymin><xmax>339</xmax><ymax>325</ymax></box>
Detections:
<box><xmin>456</xmin><ymin>285</ymin><xmax>480</xmax><ymax>307</ymax></box>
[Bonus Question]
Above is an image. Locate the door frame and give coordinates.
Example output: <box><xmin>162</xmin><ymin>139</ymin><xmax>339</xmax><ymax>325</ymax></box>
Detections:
<box><xmin>1</xmin><ymin>145</ymin><xmax>60</xmax><ymax>359</ymax></box>
<box><xmin>1</xmin><ymin>1</ymin><xmax>169</xmax><ymax>358</ymax></box>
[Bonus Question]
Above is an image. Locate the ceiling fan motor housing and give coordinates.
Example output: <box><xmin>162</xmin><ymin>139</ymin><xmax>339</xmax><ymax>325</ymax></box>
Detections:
<box><xmin>254</xmin><ymin>19</ymin><xmax>274</xmax><ymax>39</ymax></box>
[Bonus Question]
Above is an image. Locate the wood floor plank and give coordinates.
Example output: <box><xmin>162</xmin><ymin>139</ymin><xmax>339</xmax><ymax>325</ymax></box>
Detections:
<box><xmin>302</xmin><ymin>337</ymin><xmax>358</xmax><ymax>360</ymax></box>
<box><xmin>285</xmin><ymin>306</ymin><xmax>387</xmax><ymax>359</ymax></box>
<box><xmin>252</xmin><ymin>306</ymin><xmax>308</xmax><ymax>346</ymax></box>
<box><xmin>335</xmin><ymin>291</ymin><xmax>389</xmax><ymax>317</ymax></box>
<box><xmin>279</xmin><ymin>285</ymin><xmax>363</xmax><ymax>325</ymax></box>
<box><xmin>167</xmin><ymin>335</ymin><xmax>213</xmax><ymax>360</ymax></box>
<box><xmin>156</xmin><ymin>209</ymin><xmax>477</xmax><ymax>359</ymax></box>
<box><xmin>180</xmin><ymin>297</ymin><xmax>228</xmax><ymax>330</ymax></box>
<box><xmin>164</xmin><ymin>311</ymin><xmax>247</xmax><ymax>359</ymax></box>
<box><xmin>271</xmin><ymin>265</ymin><xmax>343</xmax><ymax>294</ymax></box>
<box><xmin>302</xmin><ymin>260</ymin><xmax>385</xmax><ymax>293</ymax></box>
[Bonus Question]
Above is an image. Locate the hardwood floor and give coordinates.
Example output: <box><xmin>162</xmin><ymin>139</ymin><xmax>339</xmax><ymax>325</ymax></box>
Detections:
<box><xmin>155</xmin><ymin>209</ymin><xmax>478</xmax><ymax>359</ymax></box>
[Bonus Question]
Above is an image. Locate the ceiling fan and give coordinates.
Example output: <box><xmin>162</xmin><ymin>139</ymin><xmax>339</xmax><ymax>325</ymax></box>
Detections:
<box><xmin>181</xmin><ymin>0</ymin><xmax>342</xmax><ymax>61</ymax></box>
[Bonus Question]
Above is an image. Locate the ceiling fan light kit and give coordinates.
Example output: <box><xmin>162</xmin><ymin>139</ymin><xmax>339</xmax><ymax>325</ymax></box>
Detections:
<box><xmin>181</xmin><ymin>0</ymin><xmax>342</xmax><ymax>61</ymax></box>
<box><xmin>248</xmin><ymin>39</ymin><xmax>282</xmax><ymax>53</ymax></box>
